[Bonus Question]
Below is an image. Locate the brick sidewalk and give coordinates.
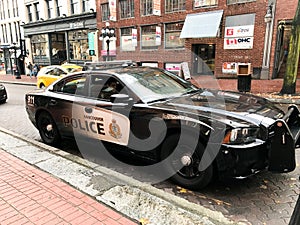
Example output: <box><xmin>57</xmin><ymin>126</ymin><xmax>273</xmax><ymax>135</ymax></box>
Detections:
<box><xmin>0</xmin><ymin>149</ymin><xmax>138</xmax><ymax>225</ymax></box>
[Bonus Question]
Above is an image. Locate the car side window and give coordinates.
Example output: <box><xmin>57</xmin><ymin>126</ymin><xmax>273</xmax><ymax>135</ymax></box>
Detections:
<box><xmin>89</xmin><ymin>75</ymin><xmax>126</xmax><ymax>101</ymax></box>
<box><xmin>54</xmin><ymin>75</ymin><xmax>87</xmax><ymax>95</ymax></box>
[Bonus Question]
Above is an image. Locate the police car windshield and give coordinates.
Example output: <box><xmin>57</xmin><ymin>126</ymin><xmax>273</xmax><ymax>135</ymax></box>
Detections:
<box><xmin>117</xmin><ymin>67</ymin><xmax>197</xmax><ymax>103</ymax></box>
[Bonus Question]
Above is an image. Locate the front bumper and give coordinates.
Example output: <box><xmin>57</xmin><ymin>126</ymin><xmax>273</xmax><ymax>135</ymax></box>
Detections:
<box><xmin>217</xmin><ymin>105</ymin><xmax>300</xmax><ymax>178</ymax></box>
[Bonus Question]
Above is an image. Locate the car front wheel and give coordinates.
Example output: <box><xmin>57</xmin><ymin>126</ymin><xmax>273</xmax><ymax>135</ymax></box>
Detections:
<box><xmin>161</xmin><ymin>134</ymin><xmax>213</xmax><ymax>190</ymax></box>
<box><xmin>37</xmin><ymin>111</ymin><xmax>61</xmax><ymax>146</ymax></box>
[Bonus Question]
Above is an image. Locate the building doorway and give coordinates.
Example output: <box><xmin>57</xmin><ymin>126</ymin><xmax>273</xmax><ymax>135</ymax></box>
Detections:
<box><xmin>192</xmin><ymin>44</ymin><xmax>215</xmax><ymax>75</ymax></box>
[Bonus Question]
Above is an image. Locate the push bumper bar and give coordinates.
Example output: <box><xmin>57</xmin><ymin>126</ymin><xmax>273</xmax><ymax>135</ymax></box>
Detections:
<box><xmin>268</xmin><ymin>105</ymin><xmax>300</xmax><ymax>173</ymax></box>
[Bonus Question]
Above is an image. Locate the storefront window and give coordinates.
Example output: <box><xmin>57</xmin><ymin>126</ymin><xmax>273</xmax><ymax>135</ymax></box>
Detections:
<box><xmin>120</xmin><ymin>27</ymin><xmax>135</xmax><ymax>51</ymax></box>
<box><xmin>51</xmin><ymin>33</ymin><xmax>66</xmax><ymax>64</ymax></box>
<box><xmin>165</xmin><ymin>22</ymin><xmax>184</xmax><ymax>49</ymax></box>
<box><xmin>68</xmin><ymin>30</ymin><xmax>91</xmax><ymax>61</ymax></box>
<box><xmin>141</xmin><ymin>25</ymin><xmax>158</xmax><ymax>50</ymax></box>
<box><xmin>31</xmin><ymin>34</ymin><xmax>49</xmax><ymax>64</ymax></box>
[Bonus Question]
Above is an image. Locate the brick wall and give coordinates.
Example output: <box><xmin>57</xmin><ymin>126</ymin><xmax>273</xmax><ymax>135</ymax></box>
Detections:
<box><xmin>97</xmin><ymin>0</ymin><xmax>273</xmax><ymax>78</ymax></box>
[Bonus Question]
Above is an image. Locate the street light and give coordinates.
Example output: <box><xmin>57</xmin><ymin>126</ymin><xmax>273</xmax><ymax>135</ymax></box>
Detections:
<box><xmin>261</xmin><ymin>3</ymin><xmax>274</xmax><ymax>79</ymax></box>
<box><xmin>12</xmin><ymin>42</ymin><xmax>21</xmax><ymax>79</ymax></box>
<box><xmin>99</xmin><ymin>22</ymin><xmax>116</xmax><ymax>61</ymax></box>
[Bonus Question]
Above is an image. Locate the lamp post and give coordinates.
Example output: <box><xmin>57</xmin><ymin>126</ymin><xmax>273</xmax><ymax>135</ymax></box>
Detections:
<box><xmin>99</xmin><ymin>22</ymin><xmax>116</xmax><ymax>61</ymax></box>
<box><xmin>12</xmin><ymin>42</ymin><xmax>21</xmax><ymax>79</ymax></box>
<box><xmin>261</xmin><ymin>3</ymin><xmax>274</xmax><ymax>80</ymax></box>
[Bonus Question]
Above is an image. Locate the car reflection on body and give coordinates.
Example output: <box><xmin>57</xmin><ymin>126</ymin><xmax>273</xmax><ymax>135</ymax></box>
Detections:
<box><xmin>0</xmin><ymin>83</ymin><xmax>7</xmax><ymax>104</ymax></box>
<box><xmin>36</xmin><ymin>64</ymin><xmax>82</xmax><ymax>88</ymax></box>
<box><xmin>25</xmin><ymin>62</ymin><xmax>300</xmax><ymax>190</ymax></box>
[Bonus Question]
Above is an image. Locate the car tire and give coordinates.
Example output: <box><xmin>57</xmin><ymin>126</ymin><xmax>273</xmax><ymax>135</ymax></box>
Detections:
<box><xmin>0</xmin><ymin>99</ymin><xmax>6</xmax><ymax>104</ymax></box>
<box><xmin>161</xmin><ymin>134</ymin><xmax>213</xmax><ymax>190</ymax></box>
<box><xmin>37</xmin><ymin>111</ymin><xmax>61</xmax><ymax>146</ymax></box>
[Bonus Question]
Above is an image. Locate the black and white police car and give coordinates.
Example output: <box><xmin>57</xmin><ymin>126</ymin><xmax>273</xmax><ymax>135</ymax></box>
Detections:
<box><xmin>0</xmin><ymin>83</ymin><xmax>7</xmax><ymax>104</ymax></box>
<box><xmin>25</xmin><ymin>61</ymin><xmax>300</xmax><ymax>190</ymax></box>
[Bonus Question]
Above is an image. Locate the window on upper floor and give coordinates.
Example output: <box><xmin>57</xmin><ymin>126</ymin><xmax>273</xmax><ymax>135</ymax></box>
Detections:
<box><xmin>26</xmin><ymin>5</ymin><xmax>33</xmax><ymax>22</ymax></box>
<box><xmin>46</xmin><ymin>0</ymin><xmax>55</xmax><ymax>19</ymax></box>
<box><xmin>194</xmin><ymin>0</ymin><xmax>217</xmax><ymax>8</ymax></box>
<box><xmin>227</xmin><ymin>0</ymin><xmax>254</xmax><ymax>4</ymax></box>
<box><xmin>165</xmin><ymin>0</ymin><xmax>185</xmax><ymax>13</ymax></box>
<box><xmin>34</xmin><ymin>2</ymin><xmax>40</xmax><ymax>20</ymax></box>
<box><xmin>71</xmin><ymin>0</ymin><xmax>80</xmax><ymax>14</ymax></box>
<box><xmin>0</xmin><ymin>0</ymin><xmax>3</xmax><ymax>20</ymax></box>
<box><xmin>56</xmin><ymin>0</ymin><xmax>64</xmax><ymax>17</ymax></box>
<box><xmin>12</xmin><ymin>0</ymin><xmax>18</xmax><ymax>17</ymax></box>
<box><xmin>165</xmin><ymin>22</ymin><xmax>184</xmax><ymax>49</ymax></box>
<box><xmin>119</xmin><ymin>0</ymin><xmax>134</xmax><ymax>19</ymax></box>
<box><xmin>141</xmin><ymin>0</ymin><xmax>153</xmax><ymax>16</ymax></box>
<box><xmin>101</xmin><ymin>3</ymin><xmax>110</xmax><ymax>21</ymax></box>
<box><xmin>82</xmin><ymin>0</ymin><xmax>90</xmax><ymax>13</ymax></box>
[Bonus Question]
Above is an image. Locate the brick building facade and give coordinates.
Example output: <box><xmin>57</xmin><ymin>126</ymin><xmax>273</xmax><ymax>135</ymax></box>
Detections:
<box><xmin>97</xmin><ymin>0</ymin><xmax>299</xmax><ymax>79</ymax></box>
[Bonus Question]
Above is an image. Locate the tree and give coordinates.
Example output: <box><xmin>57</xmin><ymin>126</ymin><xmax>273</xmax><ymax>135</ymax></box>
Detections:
<box><xmin>280</xmin><ymin>0</ymin><xmax>300</xmax><ymax>95</ymax></box>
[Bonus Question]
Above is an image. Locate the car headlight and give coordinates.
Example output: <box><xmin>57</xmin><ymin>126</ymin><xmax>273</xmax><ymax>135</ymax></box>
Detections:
<box><xmin>0</xmin><ymin>85</ymin><xmax>5</xmax><ymax>90</ymax></box>
<box><xmin>223</xmin><ymin>128</ymin><xmax>259</xmax><ymax>145</ymax></box>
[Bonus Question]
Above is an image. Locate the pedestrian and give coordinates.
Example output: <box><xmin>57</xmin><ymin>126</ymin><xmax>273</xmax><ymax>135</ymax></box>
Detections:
<box><xmin>27</xmin><ymin>62</ymin><xmax>33</xmax><ymax>78</ymax></box>
<box><xmin>33</xmin><ymin>64</ymin><xmax>39</xmax><ymax>77</ymax></box>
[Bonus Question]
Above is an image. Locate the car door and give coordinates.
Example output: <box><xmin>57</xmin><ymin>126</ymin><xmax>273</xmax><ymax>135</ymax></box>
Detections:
<box><xmin>47</xmin><ymin>73</ymin><xmax>89</xmax><ymax>138</ymax></box>
<box><xmin>63</xmin><ymin>73</ymin><xmax>132</xmax><ymax>146</ymax></box>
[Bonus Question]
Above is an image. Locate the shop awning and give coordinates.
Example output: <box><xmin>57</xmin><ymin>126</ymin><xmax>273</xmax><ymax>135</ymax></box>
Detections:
<box><xmin>180</xmin><ymin>10</ymin><xmax>223</xmax><ymax>39</ymax></box>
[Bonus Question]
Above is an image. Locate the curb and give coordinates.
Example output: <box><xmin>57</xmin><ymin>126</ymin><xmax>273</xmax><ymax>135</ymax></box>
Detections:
<box><xmin>0</xmin><ymin>126</ymin><xmax>239</xmax><ymax>225</ymax></box>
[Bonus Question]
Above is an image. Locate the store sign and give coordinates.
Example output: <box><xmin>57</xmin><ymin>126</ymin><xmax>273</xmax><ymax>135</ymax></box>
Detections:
<box><xmin>222</xmin><ymin>62</ymin><xmax>237</xmax><ymax>74</ymax></box>
<box><xmin>224</xmin><ymin>37</ymin><xmax>253</xmax><ymax>49</ymax></box>
<box><xmin>165</xmin><ymin>63</ymin><xmax>181</xmax><ymax>74</ymax></box>
<box><xmin>69</xmin><ymin>21</ymin><xmax>84</xmax><ymax>29</ymax></box>
<box><xmin>132</xmin><ymin>28</ymin><xmax>137</xmax><ymax>47</ymax></box>
<box><xmin>121</xmin><ymin>36</ymin><xmax>135</xmax><ymax>51</ymax></box>
<box><xmin>153</xmin><ymin>0</ymin><xmax>161</xmax><ymax>15</ymax></box>
<box><xmin>109</xmin><ymin>0</ymin><xmax>117</xmax><ymax>21</ymax></box>
<box><xmin>225</xmin><ymin>25</ymin><xmax>254</xmax><ymax>38</ymax></box>
<box><xmin>88</xmin><ymin>32</ymin><xmax>95</xmax><ymax>56</ymax></box>
<box><xmin>155</xmin><ymin>26</ymin><xmax>161</xmax><ymax>46</ymax></box>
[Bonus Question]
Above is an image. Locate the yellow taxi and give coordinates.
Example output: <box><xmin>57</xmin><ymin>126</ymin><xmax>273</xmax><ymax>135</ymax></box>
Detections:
<box><xmin>37</xmin><ymin>64</ymin><xmax>82</xmax><ymax>88</ymax></box>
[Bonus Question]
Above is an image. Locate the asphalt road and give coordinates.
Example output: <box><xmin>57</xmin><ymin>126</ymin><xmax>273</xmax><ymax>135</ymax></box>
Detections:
<box><xmin>0</xmin><ymin>83</ymin><xmax>299</xmax><ymax>225</ymax></box>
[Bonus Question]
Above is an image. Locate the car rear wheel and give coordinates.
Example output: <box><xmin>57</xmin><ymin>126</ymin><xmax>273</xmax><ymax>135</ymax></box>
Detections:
<box><xmin>37</xmin><ymin>111</ymin><xmax>61</xmax><ymax>146</ymax></box>
<box><xmin>161</xmin><ymin>134</ymin><xmax>213</xmax><ymax>190</ymax></box>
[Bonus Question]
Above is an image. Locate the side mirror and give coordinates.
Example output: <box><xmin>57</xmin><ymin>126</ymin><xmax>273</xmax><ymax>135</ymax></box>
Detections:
<box><xmin>110</xmin><ymin>94</ymin><xmax>134</xmax><ymax>106</ymax></box>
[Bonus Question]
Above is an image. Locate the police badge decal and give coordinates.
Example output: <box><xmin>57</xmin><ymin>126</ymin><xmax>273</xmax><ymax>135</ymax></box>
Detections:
<box><xmin>109</xmin><ymin>119</ymin><xmax>122</xmax><ymax>139</ymax></box>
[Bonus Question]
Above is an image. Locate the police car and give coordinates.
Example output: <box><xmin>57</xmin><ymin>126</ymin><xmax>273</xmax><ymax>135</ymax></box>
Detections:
<box><xmin>0</xmin><ymin>83</ymin><xmax>7</xmax><ymax>104</ymax></box>
<box><xmin>25</xmin><ymin>61</ymin><xmax>300</xmax><ymax>190</ymax></box>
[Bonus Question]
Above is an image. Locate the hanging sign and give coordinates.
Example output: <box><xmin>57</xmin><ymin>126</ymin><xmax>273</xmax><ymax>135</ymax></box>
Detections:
<box><xmin>132</xmin><ymin>28</ymin><xmax>137</xmax><ymax>47</ymax></box>
<box><xmin>155</xmin><ymin>26</ymin><xmax>161</xmax><ymax>46</ymax></box>
<box><xmin>109</xmin><ymin>0</ymin><xmax>117</xmax><ymax>21</ymax></box>
<box><xmin>153</xmin><ymin>0</ymin><xmax>161</xmax><ymax>15</ymax></box>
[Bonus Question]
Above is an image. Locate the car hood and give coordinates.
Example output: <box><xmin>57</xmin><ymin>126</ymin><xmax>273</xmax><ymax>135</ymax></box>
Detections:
<box><xmin>151</xmin><ymin>89</ymin><xmax>284</xmax><ymax>127</ymax></box>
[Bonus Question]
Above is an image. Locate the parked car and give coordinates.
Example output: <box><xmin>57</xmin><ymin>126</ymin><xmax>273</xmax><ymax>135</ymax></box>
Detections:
<box><xmin>25</xmin><ymin>63</ymin><xmax>300</xmax><ymax>190</ymax></box>
<box><xmin>36</xmin><ymin>64</ymin><xmax>82</xmax><ymax>88</ymax></box>
<box><xmin>0</xmin><ymin>83</ymin><xmax>7</xmax><ymax>104</ymax></box>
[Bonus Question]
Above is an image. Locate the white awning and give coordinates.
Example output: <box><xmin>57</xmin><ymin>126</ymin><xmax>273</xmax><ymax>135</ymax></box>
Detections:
<box><xmin>180</xmin><ymin>10</ymin><xmax>223</xmax><ymax>39</ymax></box>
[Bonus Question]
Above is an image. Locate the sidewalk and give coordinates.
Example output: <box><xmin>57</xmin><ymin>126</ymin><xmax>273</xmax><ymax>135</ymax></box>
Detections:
<box><xmin>0</xmin><ymin>149</ymin><xmax>138</xmax><ymax>225</ymax></box>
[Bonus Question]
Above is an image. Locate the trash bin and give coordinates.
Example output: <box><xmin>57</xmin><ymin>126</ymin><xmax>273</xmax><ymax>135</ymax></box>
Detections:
<box><xmin>237</xmin><ymin>63</ymin><xmax>251</xmax><ymax>92</ymax></box>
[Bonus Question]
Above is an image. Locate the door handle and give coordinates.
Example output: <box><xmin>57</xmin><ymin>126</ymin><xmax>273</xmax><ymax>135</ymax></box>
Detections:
<box><xmin>49</xmin><ymin>99</ymin><xmax>57</xmax><ymax>105</ymax></box>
